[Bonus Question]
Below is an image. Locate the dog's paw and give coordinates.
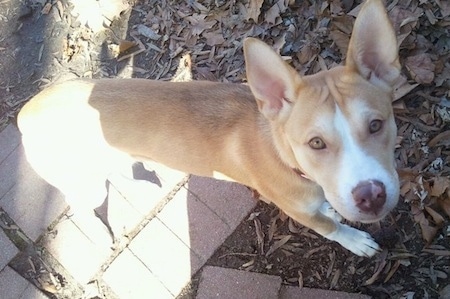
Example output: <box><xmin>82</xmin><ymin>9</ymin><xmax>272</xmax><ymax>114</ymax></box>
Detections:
<box><xmin>325</xmin><ymin>224</ymin><xmax>380</xmax><ymax>257</ymax></box>
<box><xmin>320</xmin><ymin>201</ymin><xmax>343</xmax><ymax>222</ymax></box>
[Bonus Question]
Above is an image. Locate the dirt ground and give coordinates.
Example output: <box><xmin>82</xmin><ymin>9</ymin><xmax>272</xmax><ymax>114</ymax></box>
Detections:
<box><xmin>0</xmin><ymin>0</ymin><xmax>449</xmax><ymax>298</ymax></box>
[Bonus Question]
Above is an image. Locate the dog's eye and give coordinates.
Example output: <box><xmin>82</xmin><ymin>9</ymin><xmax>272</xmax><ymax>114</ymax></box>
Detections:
<box><xmin>309</xmin><ymin>137</ymin><xmax>326</xmax><ymax>150</ymax></box>
<box><xmin>369</xmin><ymin>120</ymin><xmax>382</xmax><ymax>134</ymax></box>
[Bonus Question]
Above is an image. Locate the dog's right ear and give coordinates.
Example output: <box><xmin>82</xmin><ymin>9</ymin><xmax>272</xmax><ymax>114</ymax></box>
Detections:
<box><xmin>346</xmin><ymin>0</ymin><xmax>400</xmax><ymax>87</ymax></box>
<box><xmin>244</xmin><ymin>38</ymin><xmax>302</xmax><ymax>120</ymax></box>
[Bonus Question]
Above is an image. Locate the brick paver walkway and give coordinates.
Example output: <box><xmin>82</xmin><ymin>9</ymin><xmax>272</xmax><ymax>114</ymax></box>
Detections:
<box><xmin>0</xmin><ymin>124</ymin><xmax>371</xmax><ymax>298</ymax></box>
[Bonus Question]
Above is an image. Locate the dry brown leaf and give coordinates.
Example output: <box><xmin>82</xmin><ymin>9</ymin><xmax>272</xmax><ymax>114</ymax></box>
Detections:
<box><xmin>186</xmin><ymin>14</ymin><xmax>216</xmax><ymax>36</ymax></box>
<box><xmin>330</xmin><ymin>269</ymin><xmax>341</xmax><ymax>289</ymax></box>
<box><xmin>436</xmin><ymin>0</ymin><xmax>450</xmax><ymax>17</ymax></box>
<box><xmin>303</xmin><ymin>245</ymin><xmax>327</xmax><ymax>259</ymax></box>
<box><xmin>364</xmin><ymin>249</ymin><xmax>388</xmax><ymax>285</ymax></box>
<box><xmin>297</xmin><ymin>43</ymin><xmax>319</xmax><ymax>65</ymax></box>
<box><xmin>326</xmin><ymin>251</ymin><xmax>336</xmax><ymax>278</ymax></box>
<box><xmin>329</xmin><ymin>30</ymin><xmax>349</xmax><ymax>56</ymax></box>
<box><xmin>405</xmin><ymin>53</ymin><xmax>436</xmax><ymax>84</ymax></box>
<box><xmin>190</xmin><ymin>0</ymin><xmax>209</xmax><ymax>13</ymax></box>
<box><xmin>118</xmin><ymin>40</ymin><xmax>137</xmax><ymax>54</ymax></box>
<box><xmin>266</xmin><ymin>235</ymin><xmax>291</xmax><ymax>257</ymax></box>
<box><xmin>241</xmin><ymin>259</ymin><xmax>255</xmax><ymax>268</ymax></box>
<box><xmin>419</xmin><ymin>221</ymin><xmax>439</xmax><ymax>244</ymax></box>
<box><xmin>347</xmin><ymin>3</ymin><xmax>362</xmax><ymax>17</ymax></box>
<box><xmin>424</xmin><ymin>206</ymin><xmax>445</xmax><ymax>226</ymax></box>
<box><xmin>439</xmin><ymin>197</ymin><xmax>450</xmax><ymax>218</ymax></box>
<box><xmin>247</xmin><ymin>0</ymin><xmax>264</xmax><ymax>21</ymax></box>
<box><xmin>268</xmin><ymin>216</ymin><xmax>279</xmax><ymax>242</ymax></box>
<box><xmin>384</xmin><ymin>260</ymin><xmax>401</xmax><ymax>283</ymax></box>
<box><xmin>41</xmin><ymin>3</ymin><xmax>52</xmax><ymax>14</ymax></box>
<box><xmin>254</xmin><ymin>218</ymin><xmax>265</xmax><ymax>254</ymax></box>
<box><xmin>329</xmin><ymin>0</ymin><xmax>343</xmax><ymax>15</ymax></box>
<box><xmin>428</xmin><ymin>130</ymin><xmax>450</xmax><ymax>147</ymax></box>
<box><xmin>431</xmin><ymin>176</ymin><xmax>450</xmax><ymax>197</ymax></box>
<box><xmin>393</xmin><ymin>76</ymin><xmax>418</xmax><ymax>101</ymax></box>
<box><xmin>288</xmin><ymin>218</ymin><xmax>302</xmax><ymax>234</ymax></box>
<box><xmin>203</xmin><ymin>31</ymin><xmax>225</xmax><ymax>46</ymax></box>
<box><xmin>298</xmin><ymin>270</ymin><xmax>304</xmax><ymax>288</ymax></box>
<box><xmin>137</xmin><ymin>24</ymin><xmax>161</xmax><ymax>40</ymax></box>
<box><xmin>424</xmin><ymin>9</ymin><xmax>438</xmax><ymax>25</ymax></box>
<box><xmin>422</xmin><ymin>248</ymin><xmax>450</xmax><ymax>256</ymax></box>
<box><xmin>265</xmin><ymin>0</ymin><xmax>288</xmax><ymax>25</ymax></box>
<box><xmin>196</xmin><ymin>67</ymin><xmax>217</xmax><ymax>81</ymax></box>
<box><xmin>411</xmin><ymin>205</ymin><xmax>440</xmax><ymax>244</ymax></box>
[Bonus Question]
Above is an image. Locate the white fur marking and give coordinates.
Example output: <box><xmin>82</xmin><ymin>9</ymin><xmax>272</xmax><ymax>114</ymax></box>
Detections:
<box><xmin>331</xmin><ymin>103</ymin><xmax>397</xmax><ymax>220</ymax></box>
<box><xmin>319</xmin><ymin>201</ymin><xmax>343</xmax><ymax>222</ymax></box>
<box><xmin>325</xmin><ymin>223</ymin><xmax>380</xmax><ymax>257</ymax></box>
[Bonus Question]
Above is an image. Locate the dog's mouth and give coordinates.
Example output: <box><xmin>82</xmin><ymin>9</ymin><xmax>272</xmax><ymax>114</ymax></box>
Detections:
<box><xmin>327</xmin><ymin>190</ymin><xmax>399</xmax><ymax>224</ymax></box>
<box><xmin>333</xmin><ymin>204</ymin><xmax>391</xmax><ymax>223</ymax></box>
<box><xmin>334</xmin><ymin>195</ymin><xmax>398</xmax><ymax>223</ymax></box>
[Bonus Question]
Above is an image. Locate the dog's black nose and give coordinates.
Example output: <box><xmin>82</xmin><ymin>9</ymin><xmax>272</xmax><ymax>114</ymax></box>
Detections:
<box><xmin>352</xmin><ymin>180</ymin><xmax>386</xmax><ymax>214</ymax></box>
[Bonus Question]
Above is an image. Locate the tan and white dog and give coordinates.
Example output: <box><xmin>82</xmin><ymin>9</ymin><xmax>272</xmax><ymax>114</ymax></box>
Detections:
<box><xmin>18</xmin><ymin>0</ymin><xmax>400</xmax><ymax>257</ymax></box>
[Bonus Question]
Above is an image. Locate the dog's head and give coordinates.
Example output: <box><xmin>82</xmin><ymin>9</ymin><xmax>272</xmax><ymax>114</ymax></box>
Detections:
<box><xmin>244</xmin><ymin>0</ymin><xmax>400</xmax><ymax>223</ymax></box>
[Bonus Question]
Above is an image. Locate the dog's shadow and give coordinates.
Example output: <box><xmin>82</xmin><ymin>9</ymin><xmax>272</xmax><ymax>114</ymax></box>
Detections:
<box><xmin>132</xmin><ymin>162</ymin><xmax>162</xmax><ymax>187</ymax></box>
<box><xmin>95</xmin><ymin>162</ymin><xmax>163</xmax><ymax>241</ymax></box>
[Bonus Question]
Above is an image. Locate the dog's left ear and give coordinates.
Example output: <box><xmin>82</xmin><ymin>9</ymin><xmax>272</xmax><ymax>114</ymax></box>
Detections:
<box><xmin>244</xmin><ymin>38</ymin><xmax>302</xmax><ymax>120</ymax></box>
<box><xmin>346</xmin><ymin>0</ymin><xmax>400</xmax><ymax>87</ymax></box>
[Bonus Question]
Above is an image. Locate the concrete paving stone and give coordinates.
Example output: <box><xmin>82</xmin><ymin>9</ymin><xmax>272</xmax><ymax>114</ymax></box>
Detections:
<box><xmin>0</xmin><ymin>124</ymin><xmax>21</xmax><ymax>163</ymax></box>
<box><xmin>111</xmin><ymin>161</ymin><xmax>187</xmax><ymax>215</ymax></box>
<box><xmin>0</xmin><ymin>144</ymin><xmax>21</xmax><ymax>199</ymax></box>
<box><xmin>157</xmin><ymin>187</ymin><xmax>232</xmax><ymax>262</ymax></box>
<box><xmin>196</xmin><ymin>266</ymin><xmax>282</xmax><ymax>299</ymax></box>
<box><xmin>186</xmin><ymin>176</ymin><xmax>257</xmax><ymax>227</ymax></box>
<box><xmin>66</xmin><ymin>207</ymin><xmax>115</xmax><ymax>252</ymax></box>
<box><xmin>129</xmin><ymin>217</ymin><xmax>202</xmax><ymax>296</ymax></box>
<box><xmin>0</xmin><ymin>266</ymin><xmax>31</xmax><ymax>299</ymax></box>
<box><xmin>68</xmin><ymin>182</ymin><xmax>144</xmax><ymax>251</ymax></box>
<box><xmin>43</xmin><ymin>216</ymin><xmax>110</xmax><ymax>284</ymax></box>
<box><xmin>0</xmin><ymin>146</ymin><xmax>67</xmax><ymax>241</ymax></box>
<box><xmin>103</xmin><ymin>248</ymin><xmax>173</xmax><ymax>299</ymax></box>
<box><xmin>107</xmin><ymin>182</ymin><xmax>145</xmax><ymax>236</ymax></box>
<box><xmin>0</xmin><ymin>229</ymin><xmax>19</xmax><ymax>270</ymax></box>
<box><xmin>279</xmin><ymin>286</ymin><xmax>372</xmax><ymax>299</ymax></box>
<box><xmin>19</xmin><ymin>282</ymin><xmax>48</xmax><ymax>299</ymax></box>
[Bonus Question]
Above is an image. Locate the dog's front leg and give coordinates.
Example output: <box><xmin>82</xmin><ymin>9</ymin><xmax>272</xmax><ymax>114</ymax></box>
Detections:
<box><xmin>324</xmin><ymin>220</ymin><xmax>380</xmax><ymax>257</ymax></box>
<box><xmin>283</xmin><ymin>201</ymin><xmax>380</xmax><ymax>257</ymax></box>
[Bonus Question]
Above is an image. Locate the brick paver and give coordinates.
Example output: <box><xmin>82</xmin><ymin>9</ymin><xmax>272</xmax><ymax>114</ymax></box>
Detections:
<box><xmin>279</xmin><ymin>285</ymin><xmax>372</xmax><ymax>299</ymax></box>
<box><xmin>42</xmin><ymin>216</ymin><xmax>111</xmax><ymax>284</ymax></box>
<box><xmin>129</xmin><ymin>217</ymin><xmax>203</xmax><ymax>296</ymax></box>
<box><xmin>0</xmin><ymin>229</ymin><xmax>18</xmax><ymax>270</ymax></box>
<box><xmin>0</xmin><ymin>124</ymin><xmax>21</xmax><ymax>163</ymax></box>
<box><xmin>120</xmin><ymin>161</ymin><xmax>187</xmax><ymax>213</ymax></box>
<box><xmin>0</xmin><ymin>266</ymin><xmax>34</xmax><ymax>299</ymax></box>
<box><xmin>18</xmin><ymin>283</ymin><xmax>48</xmax><ymax>299</ymax></box>
<box><xmin>103</xmin><ymin>248</ymin><xmax>173</xmax><ymax>299</ymax></box>
<box><xmin>106</xmin><ymin>182</ymin><xmax>145</xmax><ymax>237</ymax></box>
<box><xmin>157</xmin><ymin>186</ymin><xmax>232</xmax><ymax>262</ymax></box>
<box><xmin>0</xmin><ymin>144</ymin><xmax>22</xmax><ymax>199</ymax></box>
<box><xmin>186</xmin><ymin>176</ymin><xmax>257</xmax><ymax>227</ymax></box>
<box><xmin>0</xmin><ymin>144</ymin><xmax>67</xmax><ymax>241</ymax></box>
<box><xmin>196</xmin><ymin>266</ymin><xmax>282</xmax><ymax>299</ymax></box>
